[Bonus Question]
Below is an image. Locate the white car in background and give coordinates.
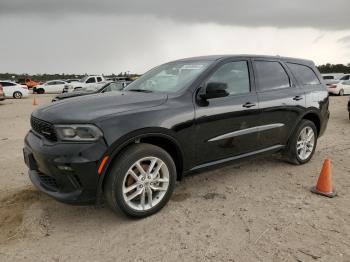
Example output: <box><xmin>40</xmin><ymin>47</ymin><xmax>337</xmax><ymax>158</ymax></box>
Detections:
<box><xmin>34</xmin><ymin>80</ymin><xmax>69</xmax><ymax>94</ymax></box>
<box><xmin>322</xmin><ymin>73</ymin><xmax>344</xmax><ymax>84</ymax></box>
<box><xmin>327</xmin><ymin>77</ymin><xmax>350</xmax><ymax>96</ymax></box>
<box><xmin>63</xmin><ymin>75</ymin><xmax>107</xmax><ymax>93</ymax></box>
<box><xmin>0</xmin><ymin>81</ymin><xmax>29</xmax><ymax>99</ymax></box>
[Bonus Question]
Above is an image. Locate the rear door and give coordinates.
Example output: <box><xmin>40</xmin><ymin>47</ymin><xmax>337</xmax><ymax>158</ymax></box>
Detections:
<box><xmin>253</xmin><ymin>59</ymin><xmax>305</xmax><ymax>148</ymax></box>
<box><xmin>0</xmin><ymin>81</ymin><xmax>16</xmax><ymax>97</ymax></box>
<box><xmin>194</xmin><ymin>59</ymin><xmax>260</xmax><ymax>166</ymax></box>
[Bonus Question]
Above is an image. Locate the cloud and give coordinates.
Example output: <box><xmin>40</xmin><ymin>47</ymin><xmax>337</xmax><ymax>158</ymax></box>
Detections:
<box><xmin>338</xmin><ymin>35</ymin><xmax>350</xmax><ymax>47</ymax></box>
<box><xmin>0</xmin><ymin>15</ymin><xmax>349</xmax><ymax>74</ymax></box>
<box><xmin>0</xmin><ymin>0</ymin><xmax>349</xmax><ymax>30</ymax></box>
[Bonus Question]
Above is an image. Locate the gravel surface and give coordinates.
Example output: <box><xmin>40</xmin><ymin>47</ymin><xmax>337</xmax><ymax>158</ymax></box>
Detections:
<box><xmin>0</xmin><ymin>94</ymin><xmax>349</xmax><ymax>262</ymax></box>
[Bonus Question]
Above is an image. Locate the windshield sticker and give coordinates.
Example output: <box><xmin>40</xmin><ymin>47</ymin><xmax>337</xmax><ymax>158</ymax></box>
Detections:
<box><xmin>180</xmin><ymin>64</ymin><xmax>204</xmax><ymax>70</ymax></box>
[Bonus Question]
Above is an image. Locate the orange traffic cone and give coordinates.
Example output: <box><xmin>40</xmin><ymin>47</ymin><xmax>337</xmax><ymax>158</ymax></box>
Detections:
<box><xmin>32</xmin><ymin>95</ymin><xmax>38</xmax><ymax>106</ymax></box>
<box><xmin>311</xmin><ymin>159</ymin><xmax>336</xmax><ymax>198</ymax></box>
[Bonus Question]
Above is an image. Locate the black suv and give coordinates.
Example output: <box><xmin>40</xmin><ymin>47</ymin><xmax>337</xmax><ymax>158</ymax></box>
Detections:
<box><xmin>24</xmin><ymin>55</ymin><xmax>329</xmax><ymax>217</ymax></box>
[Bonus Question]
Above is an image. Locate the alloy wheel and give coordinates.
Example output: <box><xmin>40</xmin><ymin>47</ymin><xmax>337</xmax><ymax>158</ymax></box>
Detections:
<box><xmin>122</xmin><ymin>156</ymin><xmax>170</xmax><ymax>211</ymax></box>
<box><xmin>296</xmin><ymin>126</ymin><xmax>315</xmax><ymax>161</ymax></box>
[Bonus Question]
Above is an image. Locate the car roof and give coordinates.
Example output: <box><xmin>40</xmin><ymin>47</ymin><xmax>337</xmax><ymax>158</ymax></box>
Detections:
<box><xmin>174</xmin><ymin>54</ymin><xmax>314</xmax><ymax>66</ymax></box>
<box><xmin>0</xmin><ymin>80</ymin><xmax>17</xmax><ymax>83</ymax></box>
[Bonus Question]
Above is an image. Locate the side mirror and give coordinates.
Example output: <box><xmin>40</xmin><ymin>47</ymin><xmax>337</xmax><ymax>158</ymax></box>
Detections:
<box><xmin>200</xmin><ymin>82</ymin><xmax>229</xmax><ymax>100</ymax></box>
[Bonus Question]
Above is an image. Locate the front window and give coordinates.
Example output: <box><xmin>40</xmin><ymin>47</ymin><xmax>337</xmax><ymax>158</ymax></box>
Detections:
<box><xmin>124</xmin><ymin>60</ymin><xmax>211</xmax><ymax>93</ymax></box>
<box><xmin>79</xmin><ymin>76</ymin><xmax>89</xmax><ymax>83</ymax></box>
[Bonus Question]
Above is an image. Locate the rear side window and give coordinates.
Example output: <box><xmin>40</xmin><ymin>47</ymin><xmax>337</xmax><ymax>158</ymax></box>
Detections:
<box><xmin>0</xmin><ymin>82</ymin><xmax>15</xmax><ymax>87</ymax></box>
<box><xmin>254</xmin><ymin>61</ymin><xmax>290</xmax><ymax>91</ymax></box>
<box><xmin>287</xmin><ymin>63</ymin><xmax>320</xmax><ymax>85</ymax></box>
<box><xmin>96</xmin><ymin>77</ymin><xmax>102</xmax><ymax>82</ymax></box>
<box><xmin>323</xmin><ymin>76</ymin><xmax>334</xmax><ymax>80</ymax></box>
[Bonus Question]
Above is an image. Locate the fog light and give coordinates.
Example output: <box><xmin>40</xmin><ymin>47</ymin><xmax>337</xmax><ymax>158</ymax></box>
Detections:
<box><xmin>57</xmin><ymin>165</ymin><xmax>73</xmax><ymax>171</ymax></box>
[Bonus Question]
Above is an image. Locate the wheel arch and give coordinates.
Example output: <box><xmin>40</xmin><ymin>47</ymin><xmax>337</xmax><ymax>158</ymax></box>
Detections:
<box><xmin>97</xmin><ymin>129</ymin><xmax>185</xmax><ymax>201</ymax></box>
<box><xmin>301</xmin><ymin>111</ymin><xmax>321</xmax><ymax>136</ymax></box>
<box><xmin>285</xmin><ymin>110</ymin><xmax>321</xmax><ymax>147</ymax></box>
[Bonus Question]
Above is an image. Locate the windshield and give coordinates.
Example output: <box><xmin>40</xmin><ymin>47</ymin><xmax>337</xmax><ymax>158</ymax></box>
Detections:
<box><xmin>79</xmin><ymin>76</ymin><xmax>89</xmax><ymax>83</ymax></box>
<box><xmin>124</xmin><ymin>60</ymin><xmax>211</xmax><ymax>93</ymax></box>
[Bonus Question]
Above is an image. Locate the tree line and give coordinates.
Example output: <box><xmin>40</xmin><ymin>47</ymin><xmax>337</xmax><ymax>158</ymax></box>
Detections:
<box><xmin>317</xmin><ymin>63</ymin><xmax>350</xmax><ymax>74</ymax></box>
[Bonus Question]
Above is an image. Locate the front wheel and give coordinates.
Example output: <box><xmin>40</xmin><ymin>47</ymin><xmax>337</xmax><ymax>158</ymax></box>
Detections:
<box><xmin>285</xmin><ymin>120</ymin><xmax>317</xmax><ymax>165</ymax></box>
<box><xmin>339</xmin><ymin>89</ymin><xmax>344</xmax><ymax>96</ymax></box>
<box><xmin>13</xmin><ymin>91</ymin><xmax>22</xmax><ymax>99</ymax></box>
<box><xmin>104</xmin><ymin>143</ymin><xmax>176</xmax><ymax>218</ymax></box>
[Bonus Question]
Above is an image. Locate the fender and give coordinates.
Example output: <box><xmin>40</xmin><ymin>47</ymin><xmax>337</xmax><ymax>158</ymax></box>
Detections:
<box><xmin>95</xmin><ymin>128</ymin><xmax>185</xmax><ymax>202</ymax></box>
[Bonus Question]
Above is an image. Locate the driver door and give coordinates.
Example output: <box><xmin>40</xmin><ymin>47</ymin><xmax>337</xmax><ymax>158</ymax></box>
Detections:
<box><xmin>194</xmin><ymin>59</ymin><xmax>260</xmax><ymax>166</ymax></box>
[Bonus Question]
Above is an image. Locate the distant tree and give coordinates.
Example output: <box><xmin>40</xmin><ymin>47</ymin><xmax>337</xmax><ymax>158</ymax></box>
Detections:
<box><xmin>317</xmin><ymin>63</ymin><xmax>350</xmax><ymax>74</ymax></box>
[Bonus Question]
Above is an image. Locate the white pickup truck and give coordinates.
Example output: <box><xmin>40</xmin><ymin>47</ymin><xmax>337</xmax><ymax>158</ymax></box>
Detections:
<box><xmin>64</xmin><ymin>75</ymin><xmax>108</xmax><ymax>93</ymax></box>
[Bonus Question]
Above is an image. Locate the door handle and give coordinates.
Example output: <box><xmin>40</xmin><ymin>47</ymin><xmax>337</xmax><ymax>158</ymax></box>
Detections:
<box><xmin>293</xmin><ymin>96</ymin><xmax>303</xmax><ymax>101</ymax></box>
<box><xmin>242</xmin><ymin>102</ymin><xmax>256</xmax><ymax>108</ymax></box>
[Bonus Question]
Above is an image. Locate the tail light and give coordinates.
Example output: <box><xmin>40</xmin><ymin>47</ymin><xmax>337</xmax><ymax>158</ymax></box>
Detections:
<box><xmin>0</xmin><ymin>85</ymin><xmax>3</xmax><ymax>91</ymax></box>
<box><xmin>328</xmin><ymin>84</ymin><xmax>337</xmax><ymax>88</ymax></box>
<box><xmin>22</xmin><ymin>85</ymin><xmax>28</xmax><ymax>89</ymax></box>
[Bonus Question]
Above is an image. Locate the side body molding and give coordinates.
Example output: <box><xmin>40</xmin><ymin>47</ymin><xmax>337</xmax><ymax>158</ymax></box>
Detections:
<box><xmin>208</xmin><ymin>123</ymin><xmax>284</xmax><ymax>142</ymax></box>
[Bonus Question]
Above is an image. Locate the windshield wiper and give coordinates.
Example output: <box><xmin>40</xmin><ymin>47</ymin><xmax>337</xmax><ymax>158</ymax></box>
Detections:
<box><xmin>127</xmin><ymin>89</ymin><xmax>153</xmax><ymax>93</ymax></box>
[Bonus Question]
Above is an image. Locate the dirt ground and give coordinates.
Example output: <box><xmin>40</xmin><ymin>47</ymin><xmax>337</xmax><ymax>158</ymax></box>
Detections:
<box><xmin>0</xmin><ymin>94</ymin><xmax>349</xmax><ymax>262</ymax></box>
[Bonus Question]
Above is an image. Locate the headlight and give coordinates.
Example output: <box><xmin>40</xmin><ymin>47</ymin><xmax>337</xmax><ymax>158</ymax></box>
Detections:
<box><xmin>55</xmin><ymin>124</ymin><xmax>103</xmax><ymax>141</ymax></box>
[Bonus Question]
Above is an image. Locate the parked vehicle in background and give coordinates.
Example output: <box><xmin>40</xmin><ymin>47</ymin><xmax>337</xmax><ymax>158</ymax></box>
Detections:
<box><xmin>64</xmin><ymin>79</ymin><xmax>80</xmax><ymax>83</ymax></box>
<box><xmin>65</xmin><ymin>75</ymin><xmax>107</xmax><ymax>92</ymax></box>
<box><xmin>17</xmin><ymin>78</ymin><xmax>41</xmax><ymax>89</ymax></box>
<box><xmin>0</xmin><ymin>81</ymin><xmax>29</xmax><ymax>99</ymax></box>
<box><xmin>338</xmin><ymin>74</ymin><xmax>350</xmax><ymax>81</ymax></box>
<box><xmin>0</xmin><ymin>84</ymin><xmax>5</xmax><ymax>101</ymax></box>
<box><xmin>34</xmin><ymin>80</ymin><xmax>69</xmax><ymax>94</ymax></box>
<box><xmin>63</xmin><ymin>80</ymin><xmax>130</xmax><ymax>93</ymax></box>
<box><xmin>24</xmin><ymin>55</ymin><xmax>329</xmax><ymax>218</ymax></box>
<box><xmin>322</xmin><ymin>73</ymin><xmax>344</xmax><ymax>85</ymax></box>
<box><xmin>327</xmin><ymin>80</ymin><xmax>350</xmax><ymax>96</ymax></box>
<box><xmin>53</xmin><ymin>82</ymin><xmax>125</xmax><ymax>102</ymax></box>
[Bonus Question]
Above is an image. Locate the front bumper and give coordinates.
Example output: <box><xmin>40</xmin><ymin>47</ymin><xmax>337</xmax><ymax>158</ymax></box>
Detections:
<box><xmin>24</xmin><ymin>130</ymin><xmax>108</xmax><ymax>204</ymax></box>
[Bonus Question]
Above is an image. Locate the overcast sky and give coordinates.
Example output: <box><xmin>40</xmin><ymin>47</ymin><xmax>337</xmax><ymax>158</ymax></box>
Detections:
<box><xmin>0</xmin><ymin>0</ymin><xmax>349</xmax><ymax>74</ymax></box>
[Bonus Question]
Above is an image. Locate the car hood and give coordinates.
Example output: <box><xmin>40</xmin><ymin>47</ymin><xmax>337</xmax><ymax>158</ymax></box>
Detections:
<box><xmin>33</xmin><ymin>91</ymin><xmax>168</xmax><ymax>124</ymax></box>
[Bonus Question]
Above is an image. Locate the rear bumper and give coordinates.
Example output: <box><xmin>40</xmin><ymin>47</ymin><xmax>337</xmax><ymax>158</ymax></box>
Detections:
<box><xmin>24</xmin><ymin>131</ymin><xmax>107</xmax><ymax>204</ymax></box>
<box><xmin>327</xmin><ymin>87</ymin><xmax>340</xmax><ymax>95</ymax></box>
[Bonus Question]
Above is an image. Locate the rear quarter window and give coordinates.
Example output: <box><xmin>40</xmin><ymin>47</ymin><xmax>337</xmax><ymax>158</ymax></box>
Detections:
<box><xmin>287</xmin><ymin>63</ymin><xmax>320</xmax><ymax>85</ymax></box>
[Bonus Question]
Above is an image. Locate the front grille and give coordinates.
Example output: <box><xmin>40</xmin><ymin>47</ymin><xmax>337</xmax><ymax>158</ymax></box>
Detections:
<box><xmin>38</xmin><ymin>173</ymin><xmax>59</xmax><ymax>191</ymax></box>
<box><xmin>31</xmin><ymin>116</ymin><xmax>57</xmax><ymax>141</ymax></box>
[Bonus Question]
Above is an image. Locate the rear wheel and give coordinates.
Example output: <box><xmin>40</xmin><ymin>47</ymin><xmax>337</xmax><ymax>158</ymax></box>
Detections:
<box><xmin>13</xmin><ymin>91</ymin><xmax>22</xmax><ymax>99</ymax></box>
<box><xmin>339</xmin><ymin>89</ymin><xmax>344</xmax><ymax>96</ymax></box>
<box><xmin>104</xmin><ymin>143</ymin><xmax>176</xmax><ymax>218</ymax></box>
<box><xmin>285</xmin><ymin>120</ymin><xmax>317</xmax><ymax>165</ymax></box>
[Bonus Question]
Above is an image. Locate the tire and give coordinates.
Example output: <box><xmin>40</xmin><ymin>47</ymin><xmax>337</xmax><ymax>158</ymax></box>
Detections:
<box><xmin>36</xmin><ymin>88</ymin><xmax>45</xmax><ymax>94</ymax></box>
<box><xmin>13</xmin><ymin>91</ymin><xmax>22</xmax><ymax>99</ymax></box>
<box><xmin>284</xmin><ymin>120</ymin><xmax>317</xmax><ymax>165</ymax></box>
<box><xmin>104</xmin><ymin>143</ymin><xmax>176</xmax><ymax>218</ymax></box>
<box><xmin>339</xmin><ymin>89</ymin><xmax>344</xmax><ymax>96</ymax></box>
